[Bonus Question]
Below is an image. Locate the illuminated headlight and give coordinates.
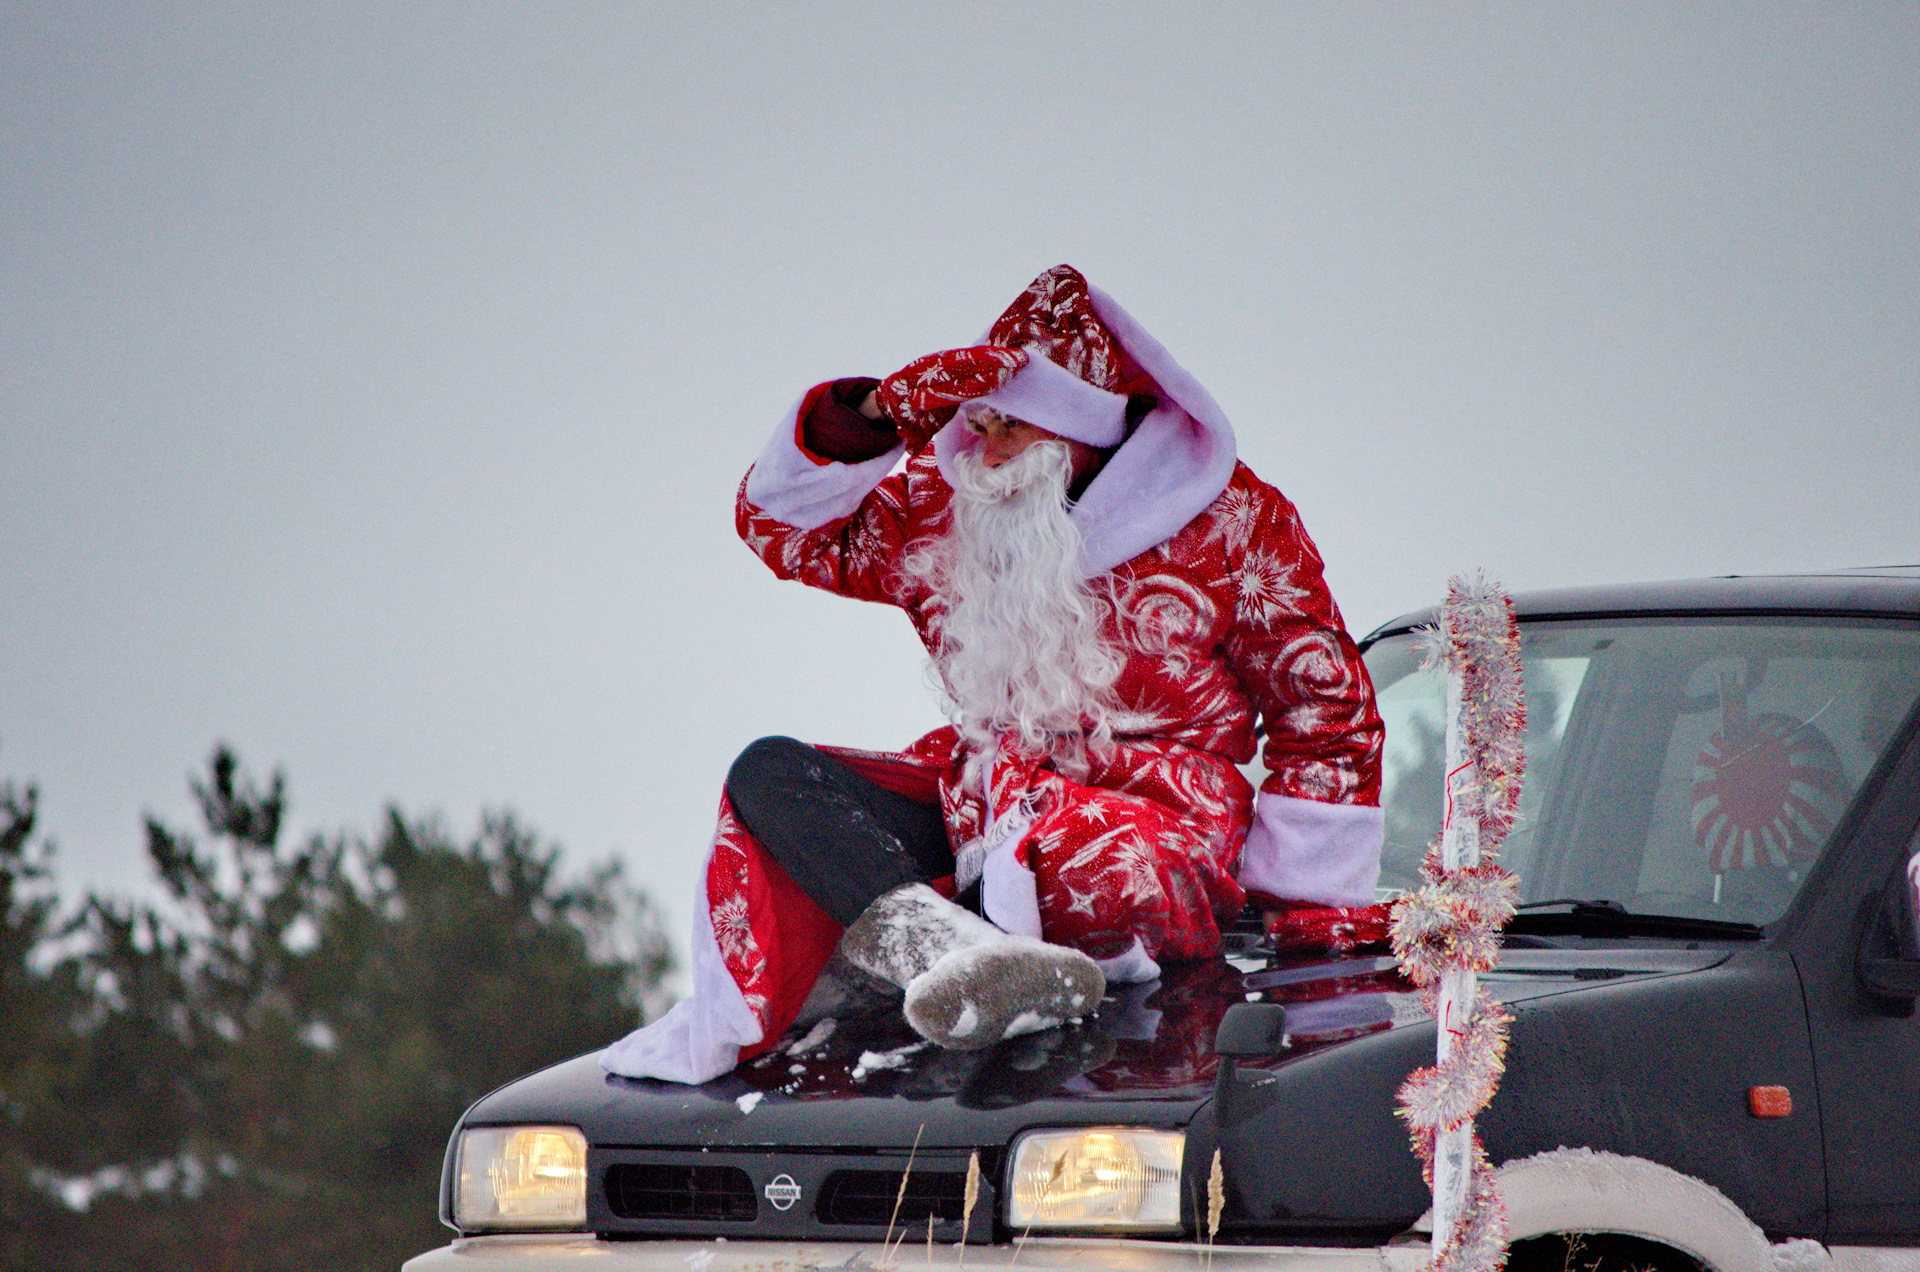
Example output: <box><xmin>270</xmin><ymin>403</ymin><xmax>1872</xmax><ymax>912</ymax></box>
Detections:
<box><xmin>453</xmin><ymin>1125</ymin><xmax>588</xmax><ymax>1230</ymax></box>
<box><xmin>1006</xmin><ymin>1128</ymin><xmax>1184</xmax><ymax>1232</ymax></box>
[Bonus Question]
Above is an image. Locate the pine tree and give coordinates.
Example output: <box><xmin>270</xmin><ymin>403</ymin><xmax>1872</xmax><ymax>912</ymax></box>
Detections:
<box><xmin>5</xmin><ymin>748</ymin><xmax>671</xmax><ymax>1272</ymax></box>
<box><xmin>0</xmin><ymin>782</ymin><xmax>93</xmax><ymax>1268</ymax></box>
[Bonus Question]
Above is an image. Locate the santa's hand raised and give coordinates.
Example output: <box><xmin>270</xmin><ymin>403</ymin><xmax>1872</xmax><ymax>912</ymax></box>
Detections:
<box><xmin>799</xmin><ymin>377</ymin><xmax>899</xmax><ymax>463</ymax></box>
<box><xmin>874</xmin><ymin>345</ymin><xmax>1028</xmax><ymax>452</ymax></box>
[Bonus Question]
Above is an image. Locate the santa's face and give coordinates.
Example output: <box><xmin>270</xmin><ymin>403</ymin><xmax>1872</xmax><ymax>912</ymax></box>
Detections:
<box><xmin>964</xmin><ymin>407</ymin><xmax>1102</xmax><ymax>485</ymax></box>
<box><xmin>902</xmin><ymin>437</ymin><xmax>1124</xmax><ymax>775</ymax></box>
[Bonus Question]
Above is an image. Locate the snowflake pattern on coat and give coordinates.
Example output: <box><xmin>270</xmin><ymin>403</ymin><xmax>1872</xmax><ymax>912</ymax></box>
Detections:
<box><xmin>984</xmin><ymin>264</ymin><xmax>1125</xmax><ymax>391</ymax></box>
<box><xmin>714</xmin><ymin>447</ymin><xmax>1383</xmax><ymax>1044</ymax></box>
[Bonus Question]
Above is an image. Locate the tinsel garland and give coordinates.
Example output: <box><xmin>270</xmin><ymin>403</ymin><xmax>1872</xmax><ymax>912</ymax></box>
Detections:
<box><xmin>1389</xmin><ymin>572</ymin><xmax>1525</xmax><ymax>1272</ymax></box>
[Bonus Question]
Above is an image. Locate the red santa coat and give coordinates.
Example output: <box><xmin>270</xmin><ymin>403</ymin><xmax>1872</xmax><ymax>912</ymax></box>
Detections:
<box><xmin>603</xmin><ymin>285</ymin><xmax>1385</xmax><ymax>1084</ymax></box>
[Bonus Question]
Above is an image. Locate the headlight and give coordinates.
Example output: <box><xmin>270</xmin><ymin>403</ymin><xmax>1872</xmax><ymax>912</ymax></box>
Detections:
<box><xmin>1006</xmin><ymin>1128</ymin><xmax>1184</xmax><ymax>1232</ymax></box>
<box><xmin>453</xmin><ymin>1125</ymin><xmax>588</xmax><ymax>1230</ymax></box>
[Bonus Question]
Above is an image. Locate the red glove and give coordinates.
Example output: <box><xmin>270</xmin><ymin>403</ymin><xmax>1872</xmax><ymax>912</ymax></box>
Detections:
<box><xmin>1253</xmin><ymin>895</ymin><xmax>1394</xmax><ymax>956</ymax></box>
<box><xmin>801</xmin><ymin>377</ymin><xmax>897</xmax><ymax>463</ymax></box>
<box><xmin>874</xmin><ymin>345</ymin><xmax>1027</xmax><ymax>452</ymax></box>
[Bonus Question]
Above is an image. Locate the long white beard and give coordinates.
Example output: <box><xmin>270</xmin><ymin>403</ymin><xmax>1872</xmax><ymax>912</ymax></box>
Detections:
<box><xmin>903</xmin><ymin>440</ymin><xmax>1124</xmax><ymax>778</ymax></box>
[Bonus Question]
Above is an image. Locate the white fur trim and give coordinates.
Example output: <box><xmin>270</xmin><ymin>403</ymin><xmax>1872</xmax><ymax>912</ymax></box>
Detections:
<box><xmin>743</xmin><ymin>390</ymin><xmax>904</xmax><ymax>531</ymax></box>
<box><xmin>970</xmin><ymin>346</ymin><xmax>1128</xmax><ymax>447</ymax></box>
<box><xmin>981</xmin><ymin>837</ymin><xmax>1044</xmax><ymax>938</ymax></box>
<box><xmin>1093</xmin><ymin>936</ymin><xmax>1161</xmax><ymax>985</ymax></box>
<box><xmin>600</xmin><ymin>848</ymin><xmax>763</xmax><ymax>1084</ymax></box>
<box><xmin>1237</xmin><ymin>792</ymin><xmax>1385</xmax><ymax>909</ymax></box>
<box><xmin>932</xmin><ymin>283</ymin><xmax>1238</xmax><ymax>579</ymax></box>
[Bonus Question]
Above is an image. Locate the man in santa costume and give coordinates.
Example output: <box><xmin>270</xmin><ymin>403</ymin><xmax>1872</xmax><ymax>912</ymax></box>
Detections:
<box><xmin>604</xmin><ymin>266</ymin><xmax>1384</xmax><ymax>1084</ymax></box>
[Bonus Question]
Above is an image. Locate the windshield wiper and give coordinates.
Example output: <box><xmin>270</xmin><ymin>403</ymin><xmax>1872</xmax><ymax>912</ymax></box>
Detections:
<box><xmin>1516</xmin><ymin>898</ymin><xmax>1629</xmax><ymax>916</ymax></box>
<box><xmin>1508</xmin><ymin>898</ymin><xmax>1764</xmax><ymax>940</ymax></box>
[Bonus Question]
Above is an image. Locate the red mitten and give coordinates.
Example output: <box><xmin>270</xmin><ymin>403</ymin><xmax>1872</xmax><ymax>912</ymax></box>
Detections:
<box><xmin>874</xmin><ymin>345</ymin><xmax>1027</xmax><ymax>451</ymax></box>
<box><xmin>1257</xmin><ymin>898</ymin><xmax>1394</xmax><ymax>956</ymax></box>
<box><xmin>801</xmin><ymin>377</ymin><xmax>897</xmax><ymax>463</ymax></box>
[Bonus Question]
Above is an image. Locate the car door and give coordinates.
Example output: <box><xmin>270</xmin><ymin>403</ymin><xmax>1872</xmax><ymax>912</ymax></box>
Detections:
<box><xmin>1791</xmin><ymin>716</ymin><xmax>1920</xmax><ymax>1246</ymax></box>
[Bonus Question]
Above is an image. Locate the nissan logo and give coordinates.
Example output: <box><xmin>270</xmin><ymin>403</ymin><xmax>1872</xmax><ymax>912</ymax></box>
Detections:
<box><xmin>764</xmin><ymin>1173</ymin><xmax>803</xmax><ymax>1211</ymax></box>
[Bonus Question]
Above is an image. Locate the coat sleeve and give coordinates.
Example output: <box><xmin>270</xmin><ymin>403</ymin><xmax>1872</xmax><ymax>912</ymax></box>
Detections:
<box><xmin>1220</xmin><ymin>478</ymin><xmax>1387</xmax><ymax>908</ymax></box>
<box><xmin>735</xmin><ymin>382</ymin><xmax>918</xmax><ymax>606</ymax></box>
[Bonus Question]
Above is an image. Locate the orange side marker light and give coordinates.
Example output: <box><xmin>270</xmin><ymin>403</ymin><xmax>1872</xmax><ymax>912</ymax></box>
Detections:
<box><xmin>1749</xmin><ymin>1085</ymin><xmax>1792</xmax><ymax>1118</ymax></box>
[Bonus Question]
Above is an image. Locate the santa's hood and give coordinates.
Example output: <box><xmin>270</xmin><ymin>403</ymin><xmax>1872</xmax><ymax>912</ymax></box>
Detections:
<box><xmin>933</xmin><ymin>283</ymin><xmax>1239</xmax><ymax>579</ymax></box>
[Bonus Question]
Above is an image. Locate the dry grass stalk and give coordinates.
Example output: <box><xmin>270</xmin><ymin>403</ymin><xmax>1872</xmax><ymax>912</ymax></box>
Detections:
<box><xmin>882</xmin><ymin>1125</ymin><xmax>925</xmax><ymax>1268</ymax></box>
<box><xmin>1207</xmin><ymin>1148</ymin><xmax>1225</xmax><ymax>1237</ymax></box>
<box><xmin>1010</xmin><ymin>1154</ymin><xmax>1063</xmax><ymax>1266</ymax></box>
<box><xmin>1206</xmin><ymin>1148</ymin><xmax>1225</xmax><ymax>1272</ymax></box>
<box><xmin>957</xmin><ymin>1149</ymin><xmax>981</xmax><ymax>1270</ymax></box>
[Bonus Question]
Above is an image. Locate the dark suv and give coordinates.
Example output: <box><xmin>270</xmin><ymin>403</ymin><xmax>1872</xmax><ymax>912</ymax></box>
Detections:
<box><xmin>405</xmin><ymin>569</ymin><xmax>1920</xmax><ymax>1272</ymax></box>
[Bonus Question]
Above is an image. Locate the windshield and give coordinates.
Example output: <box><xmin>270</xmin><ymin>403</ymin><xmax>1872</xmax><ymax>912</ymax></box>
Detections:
<box><xmin>1363</xmin><ymin>617</ymin><xmax>1920</xmax><ymax>928</ymax></box>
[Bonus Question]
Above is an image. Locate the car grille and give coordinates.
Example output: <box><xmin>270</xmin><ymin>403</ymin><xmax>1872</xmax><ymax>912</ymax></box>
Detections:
<box><xmin>592</xmin><ymin>1149</ymin><xmax>999</xmax><ymax>1241</ymax></box>
<box><xmin>816</xmin><ymin>1168</ymin><xmax>968</xmax><ymax>1226</ymax></box>
<box><xmin>604</xmin><ymin>1163</ymin><xmax>758</xmax><ymax>1221</ymax></box>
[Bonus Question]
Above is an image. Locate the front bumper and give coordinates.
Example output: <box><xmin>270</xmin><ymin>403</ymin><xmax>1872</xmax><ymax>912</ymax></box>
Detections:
<box><xmin>401</xmin><ymin>1234</ymin><xmax>1429</xmax><ymax>1271</ymax></box>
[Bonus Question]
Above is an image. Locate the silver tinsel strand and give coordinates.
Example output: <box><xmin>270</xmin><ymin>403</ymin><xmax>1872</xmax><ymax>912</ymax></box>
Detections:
<box><xmin>1392</xmin><ymin>572</ymin><xmax>1524</xmax><ymax>1272</ymax></box>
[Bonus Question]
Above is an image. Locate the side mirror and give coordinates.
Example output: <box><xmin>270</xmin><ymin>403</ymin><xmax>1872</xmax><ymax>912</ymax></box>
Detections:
<box><xmin>1857</xmin><ymin>853</ymin><xmax>1920</xmax><ymax>1009</ymax></box>
<box><xmin>1214</xmin><ymin>1002</ymin><xmax>1291</xmax><ymax>1058</ymax></box>
<box><xmin>1211</xmin><ymin>1002</ymin><xmax>1289</xmax><ymax>1127</ymax></box>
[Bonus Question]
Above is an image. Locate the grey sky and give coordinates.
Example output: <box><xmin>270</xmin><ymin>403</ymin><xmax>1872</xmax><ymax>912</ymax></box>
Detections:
<box><xmin>4</xmin><ymin>3</ymin><xmax>1916</xmax><ymax>983</ymax></box>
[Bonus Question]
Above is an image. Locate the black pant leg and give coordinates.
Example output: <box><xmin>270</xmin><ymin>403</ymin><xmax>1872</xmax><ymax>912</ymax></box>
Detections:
<box><xmin>725</xmin><ymin>736</ymin><xmax>953</xmax><ymax>927</ymax></box>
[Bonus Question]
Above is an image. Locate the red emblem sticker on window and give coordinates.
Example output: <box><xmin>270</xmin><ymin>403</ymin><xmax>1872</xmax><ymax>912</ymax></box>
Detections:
<box><xmin>1691</xmin><ymin>671</ymin><xmax>1843</xmax><ymax>873</ymax></box>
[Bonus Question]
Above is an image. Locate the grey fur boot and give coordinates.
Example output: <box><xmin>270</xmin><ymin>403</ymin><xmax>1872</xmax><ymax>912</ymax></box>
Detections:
<box><xmin>837</xmin><ymin>883</ymin><xmax>1106</xmax><ymax>1051</ymax></box>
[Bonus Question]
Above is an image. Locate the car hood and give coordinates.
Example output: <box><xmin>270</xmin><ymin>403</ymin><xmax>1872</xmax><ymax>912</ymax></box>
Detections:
<box><xmin>463</xmin><ymin>944</ymin><xmax>1732</xmax><ymax>1151</ymax></box>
